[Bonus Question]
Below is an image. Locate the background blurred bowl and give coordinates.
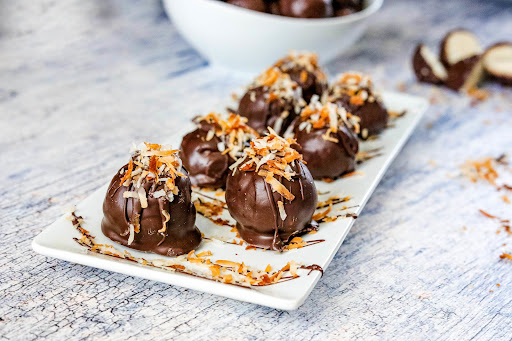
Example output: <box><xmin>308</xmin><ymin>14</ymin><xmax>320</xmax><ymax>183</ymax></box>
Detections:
<box><xmin>163</xmin><ymin>0</ymin><xmax>383</xmax><ymax>72</ymax></box>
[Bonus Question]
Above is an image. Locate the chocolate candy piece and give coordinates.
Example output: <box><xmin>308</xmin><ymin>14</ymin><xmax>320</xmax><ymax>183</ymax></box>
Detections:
<box><xmin>327</xmin><ymin>73</ymin><xmax>388</xmax><ymax>139</ymax></box>
<box><xmin>445</xmin><ymin>55</ymin><xmax>484</xmax><ymax>92</ymax></box>
<box><xmin>102</xmin><ymin>145</ymin><xmax>201</xmax><ymax>257</ymax></box>
<box><xmin>413</xmin><ymin>44</ymin><xmax>448</xmax><ymax>84</ymax></box>
<box><xmin>238</xmin><ymin>86</ymin><xmax>296</xmax><ymax>135</ymax></box>
<box><xmin>180</xmin><ymin>113</ymin><xmax>259</xmax><ymax>189</ymax></box>
<box><xmin>238</xmin><ymin>68</ymin><xmax>305</xmax><ymax>135</ymax></box>
<box><xmin>279</xmin><ymin>0</ymin><xmax>334</xmax><ymax>18</ymax></box>
<box><xmin>483</xmin><ymin>42</ymin><xmax>512</xmax><ymax>86</ymax></box>
<box><xmin>291</xmin><ymin>102</ymin><xmax>358</xmax><ymax>179</ymax></box>
<box><xmin>440</xmin><ymin>28</ymin><xmax>483</xmax><ymax>68</ymax></box>
<box><xmin>226</xmin><ymin>0</ymin><xmax>268</xmax><ymax>12</ymax></box>
<box><xmin>333</xmin><ymin>0</ymin><xmax>363</xmax><ymax>16</ymax></box>
<box><xmin>274</xmin><ymin>52</ymin><xmax>328</xmax><ymax>103</ymax></box>
<box><xmin>181</xmin><ymin>128</ymin><xmax>231</xmax><ymax>189</ymax></box>
<box><xmin>225</xmin><ymin>133</ymin><xmax>317</xmax><ymax>250</ymax></box>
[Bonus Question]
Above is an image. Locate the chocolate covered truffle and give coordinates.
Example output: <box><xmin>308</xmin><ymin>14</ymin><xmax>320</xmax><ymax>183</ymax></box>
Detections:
<box><xmin>290</xmin><ymin>99</ymin><xmax>359</xmax><ymax>179</ymax></box>
<box><xmin>325</xmin><ymin>72</ymin><xmax>388</xmax><ymax>139</ymax></box>
<box><xmin>226</xmin><ymin>131</ymin><xmax>318</xmax><ymax>250</ymax></box>
<box><xmin>279</xmin><ymin>0</ymin><xmax>334</xmax><ymax>18</ymax></box>
<box><xmin>237</xmin><ymin>67</ymin><xmax>306</xmax><ymax>135</ymax></box>
<box><xmin>445</xmin><ymin>55</ymin><xmax>484</xmax><ymax>92</ymax></box>
<box><xmin>483</xmin><ymin>42</ymin><xmax>512</xmax><ymax>86</ymax></box>
<box><xmin>412</xmin><ymin>44</ymin><xmax>448</xmax><ymax>85</ymax></box>
<box><xmin>226</xmin><ymin>0</ymin><xmax>268</xmax><ymax>12</ymax></box>
<box><xmin>102</xmin><ymin>143</ymin><xmax>201</xmax><ymax>257</ymax></box>
<box><xmin>274</xmin><ymin>52</ymin><xmax>328</xmax><ymax>103</ymax></box>
<box><xmin>180</xmin><ymin>112</ymin><xmax>259</xmax><ymax>189</ymax></box>
<box><xmin>333</xmin><ymin>0</ymin><xmax>363</xmax><ymax>16</ymax></box>
<box><xmin>440</xmin><ymin>29</ymin><xmax>482</xmax><ymax>69</ymax></box>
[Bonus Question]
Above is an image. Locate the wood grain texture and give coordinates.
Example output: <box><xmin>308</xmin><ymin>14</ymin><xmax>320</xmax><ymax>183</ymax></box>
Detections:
<box><xmin>1</xmin><ymin>0</ymin><xmax>512</xmax><ymax>340</ymax></box>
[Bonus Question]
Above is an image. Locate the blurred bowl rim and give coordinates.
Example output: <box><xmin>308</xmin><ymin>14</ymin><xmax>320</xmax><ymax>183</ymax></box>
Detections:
<box><xmin>167</xmin><ymin>0</ymin><xmax>384</xmax><ymax>26</ymax></box>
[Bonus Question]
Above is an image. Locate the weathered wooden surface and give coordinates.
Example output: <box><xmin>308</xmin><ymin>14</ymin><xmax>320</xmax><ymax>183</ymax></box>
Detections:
<box><xmin>1</xmin><ymin>0</ymin><xmax>512</xmax><ymax>340</ymax></box>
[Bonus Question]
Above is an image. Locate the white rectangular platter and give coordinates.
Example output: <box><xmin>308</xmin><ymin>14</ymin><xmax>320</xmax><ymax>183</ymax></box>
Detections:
<box><xmin>32</xmin><ymin>91</ymin><xmax>428</xmax><ymax>310</ymax></box>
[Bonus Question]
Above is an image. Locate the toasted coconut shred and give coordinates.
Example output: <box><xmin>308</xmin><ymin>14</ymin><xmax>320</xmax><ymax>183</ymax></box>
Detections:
<box><xmin>460</xmin><ymin>155</ymin><xmax>512</xmax><ymax>261</ymax></box>
<box><xmin>274</xmin><ymin>51</ymin><xmax>327</xmax><ymax>82</ymax></box>
<box><xmin>296</xmin><ymin>96</ymin><xmax>360</xmax><ymax>139</ymax></box>
<box><xmin>460</xmin><ymin>157</ymin><xmax>500</xmax><ymax>185</ymax></box>
<box><xmin>195</xmin><ymin>112</ymin><xmax>259</xmax><ymax>160</ymax></box>
<box><xmin>120</xmin><ymin>143</ymin><xmax>187</xmax><ymax>244</ymax></box>
<box><xmin>68</xmin><ymin>211</ymin><xmax>321</xmax><ymax>286</ymax></box>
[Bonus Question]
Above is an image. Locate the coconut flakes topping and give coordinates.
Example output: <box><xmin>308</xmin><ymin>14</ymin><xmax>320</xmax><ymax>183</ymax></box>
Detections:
<box><xmin>325</xmin><ymin>72</ymin><xmax>381</xmax><ymax>106</ymax></box>
<box><xmin>121</xmin><ymin>142</ymin><xmax>186</xmax><ymax>203</ymax></box>
<box><xmin>230</xmin><ymin>128</ymin><xmax>303</xmax><ymax>201</ymax></box>
<box><xmin>274</xmin><ymin>51</ymin><xmax>327</xmax><ymax>81</ymax></box>
<box><xmin>299</xmin><ymin>96</ymin><xmax>360</xmax><ymax>140</ymax></box>
<box><xmin>196</xmin><ymin>112</ymin><xmax>259</xmax><ymax>160</ymax></box>
<box><xmin>252</xmin><ymin>67</ymin><xmax>306</xmax><ymax>112</ymax></box>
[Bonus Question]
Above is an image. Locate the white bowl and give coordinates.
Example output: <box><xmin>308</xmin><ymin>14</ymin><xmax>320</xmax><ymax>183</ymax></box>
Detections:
<box><xmin>163</xmin><ymin>0</ymin><xmax>383</xmax><ymax>72</ymax></box>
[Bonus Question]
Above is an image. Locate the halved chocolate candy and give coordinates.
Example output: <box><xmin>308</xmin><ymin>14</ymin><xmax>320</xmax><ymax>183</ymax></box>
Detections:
<box><xmin>413</xmin><ymin>44</ymin><xmax>448</xmax><ymax>84</ymax></box>
<box><xmin>445</xmin><ymin>55</ymin><xmax>485</xmax><ymax>92</ymax></box>
<box><xmin>440</xmin><ymin>29</ymin><xmax>483</xmax><ymax>68</ymax></box>
<box><xmin>483</xmin><ymin>42</ymin><xmax>512</xmax><ymax>86</ymax></box>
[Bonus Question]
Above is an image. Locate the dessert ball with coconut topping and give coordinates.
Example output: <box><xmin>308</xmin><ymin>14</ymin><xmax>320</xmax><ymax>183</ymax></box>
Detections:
<box><xmin>325</xmin><ymin>72</ymin><xmax>388</xmax><ymax>139</ymax></box>
<box><xmin>290</xmin><ymin>98</ymin><xmax>359</xmax><ymax>179</ymax></box>
<box><xmin>102</xmin><ymin>143</ymin><xmax>201</xmax><ymax>257</ymax></box>
<box><xmin>180</xmin><ymin>112</ymin><xmax>259</xmax><ymax>189</ymax></box>
<box><xmin>225</xmin><ymin>130</ymin><xmax>318</xmax><ymax>250</ymax></box>
<box><xmin>274</xmin><ymin>51</ymin><xmax>328</xmax><ymax>103</ymax></box>
<box><xmin>237</xmin><ymin>67</ymin><xmax>306</xmax><ymax>135</ymax></box>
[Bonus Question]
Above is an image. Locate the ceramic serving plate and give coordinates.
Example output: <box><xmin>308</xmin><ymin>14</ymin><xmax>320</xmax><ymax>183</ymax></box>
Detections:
<box><xmin>32</xmin><ymin>91</ymin><xmax>428</xmax><ymax>310</ymax></box>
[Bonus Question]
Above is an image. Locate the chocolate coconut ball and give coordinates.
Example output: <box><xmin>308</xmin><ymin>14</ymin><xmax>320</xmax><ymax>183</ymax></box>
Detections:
<box><xmin>102</xmin><ymin>143</ymin><xmax>201</xmax><ymax>257</ymax></box>
<box><xmin>291</xmin><ymin>100</ymin><xmax>359</xmax><ymax>179</ymax></box>
<box><xmin>332</xmin><ymin>0</ymin><xmax>363</xmax><ymax>16</ymax></box>
<box><xmin>326</xmin><ymin>72</ymin><xmax>388</xmax><ymax>139</ymax></box>
<box><xmin>226</xmin><ymin>0</ymin><xmax>268</xmax><ymax>12</ymax></box>
<box><xmin>225</xmin><ymin>132</ymin><xmax>318</xmax><ymax>250</ymax></box>
<box><xmin>238</xmin><ymin>67</ymin><xmax>306</xmax><ymax>135</ymax></box>
<box><xmin>279</xmin><ymin>0</ymin><xmax>334</xmax><ymax>18</ymax></box>
<box><xmin>180</xmin><ymin>113</ymin><xmax>259</xmax><ymax>189</ymax></box>
<box><xmin>274</xmin><ymin>52</ymin><xmax>328</xmax><ymax>103</ymax></box>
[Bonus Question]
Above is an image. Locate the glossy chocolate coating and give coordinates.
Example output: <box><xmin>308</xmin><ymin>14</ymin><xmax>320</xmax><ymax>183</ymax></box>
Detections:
<box><xmin>225</xmin><ymin>162</ymin><xmax>318</xmax><ymax>250</ymax></box>
<box><xmin>332</xmin><ymin>92</ymin><xmax>388</xmax><ymax>138</ymax></box>
<box><xmin>279</xmin><ymin>0</ymin><xmax>334</xmax><ymax>18</ymax></box>
<box><xmin>227</xmin><ymin>0</ymin><xmax>268</xmax><ymax>12</ymax></box>
<box><xmin>102</xmin><ymin>165</ymin><xmax>201</xmax><ymax>256</ymax></box>
<box><xmin>237</xmin><ymin>86</ymin><xmax>298</xmax><ymax>135</ymax></box>
<box><xmin>293</xmin><ymin>123</ymin><xmax>358</xmax><ymax>179</ymax></box>
<box><xmin>180</xmin><ymin>125</ymin><xmax>232</xmax><ymax>189</ymax></box>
